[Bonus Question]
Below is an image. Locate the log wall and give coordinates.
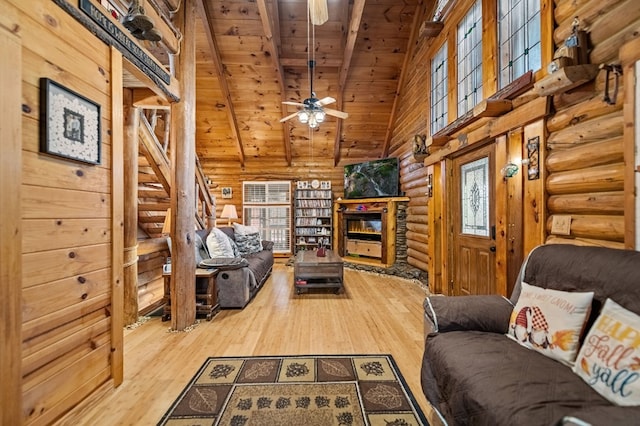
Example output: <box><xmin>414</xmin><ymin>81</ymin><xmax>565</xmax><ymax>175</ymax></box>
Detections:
<box><xmin>3</xmin><ymin>0</ymin><xmax>119</xmax><ymax>423</ymax></box>
<box><xmin>388</xmin><ymin>12</ymin><xmax>431</xmax><ymax>274</ymax></box>
<box><xmin>203</xmin><ymin>159</ymin><xmax>345</xmax><ymax>227</ymax></box>
<box><xmin>544</xmin><ymin>0</ymin><xmax>639</xmax><ymax>248</ymax></box>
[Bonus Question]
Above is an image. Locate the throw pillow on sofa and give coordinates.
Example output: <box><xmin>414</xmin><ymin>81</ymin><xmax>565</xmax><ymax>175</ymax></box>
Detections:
<box><xmin>229</xmin><ymin>238</ymin><xmax>240</xmax><ymax>257</ymax></box>
<box><xmin>206</xmin><ymin>228</ymin><xmax>235</xmax><ymax>258</ymax></box>
<box><xmin>233</xmin><ymin>223</ymin><xmax>263</xmax><ymax>255</ymax></box>
<box><xmin>573</xmin><ymin>298</ymin><xmax>640</xmax><ymax>406</ymax></box>
<box><xmin>167</xmin><ymin>234</ymin><xmax>210</xmax><ymax>264</ymax></box>
<box><xmin>507</xmin><ymin>282</ymin><xmax>594</xmax><ymax>366</ymax></box>
<box><xmin>235</xmin><ymin>232</ymin><xmax>262</xmax><ymax>256</ymax></box>
<box><xmin>194</xmin><ymin>232</ymin><xmax>210</xmax><ymax>264</ymax></box>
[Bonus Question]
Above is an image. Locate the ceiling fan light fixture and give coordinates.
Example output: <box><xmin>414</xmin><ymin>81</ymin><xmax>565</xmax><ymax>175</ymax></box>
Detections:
<box><xmin>308</xmin><ymin>115</ymin><xmax>319</xmax><ymax>129</ymax></box>
<box><xmin>298</xmin><ymin>110</ymin><xmax>310</xmax><ymax>124</ymax></box>
<box><xmin>315</xmin><ymin>109</ymin><xmax>326</xmax><ymax>123</ymax></box>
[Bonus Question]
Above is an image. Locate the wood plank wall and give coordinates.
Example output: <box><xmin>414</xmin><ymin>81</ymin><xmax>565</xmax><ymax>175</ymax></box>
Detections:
<box><xmin>545</xmin><ymin>0</ymin><xmax>639</xmax><ymax>248</ymax></box>
<box><xmin>4</xmin><ymin>0</ymin><xmax>117</xmax><ymax>423</ymax></box>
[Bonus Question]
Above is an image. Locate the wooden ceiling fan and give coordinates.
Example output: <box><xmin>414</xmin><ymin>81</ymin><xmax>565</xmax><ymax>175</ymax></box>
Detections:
<box><xmin>280</xmin><ymin>0</ymin><xmax>347</xmax><ymax>128</ymax></box>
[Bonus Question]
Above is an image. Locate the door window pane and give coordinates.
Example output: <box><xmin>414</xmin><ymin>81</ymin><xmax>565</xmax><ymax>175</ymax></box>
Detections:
<box><xmin>460</xmin><ymin>157</ymin><xmax>490</xmax><ymax>236</ymax></box>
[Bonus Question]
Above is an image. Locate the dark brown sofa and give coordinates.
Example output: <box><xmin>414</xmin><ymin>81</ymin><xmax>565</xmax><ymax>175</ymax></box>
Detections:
<box><xmin>421</xmin><ymin>244</ymin><xmax>640</xmax><ymax>425</ymax></box>
<box><xmin>196</xmin><ymin>227</ymin><xmax>274</xmax><ymax>308</ymax></box>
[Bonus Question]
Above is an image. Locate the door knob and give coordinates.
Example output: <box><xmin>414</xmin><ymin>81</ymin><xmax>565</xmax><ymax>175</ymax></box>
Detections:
<box><xmin>489</xmin><ymin>246</ymin><xmax>496</xmax><ymax>252</ymax></box>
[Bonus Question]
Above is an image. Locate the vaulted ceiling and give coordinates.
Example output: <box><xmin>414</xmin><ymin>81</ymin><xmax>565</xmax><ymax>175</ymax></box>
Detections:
<box><xmin>193</xmin><ymin>0</ymin><xmax>423</xmax><ymax>169</ymax></box>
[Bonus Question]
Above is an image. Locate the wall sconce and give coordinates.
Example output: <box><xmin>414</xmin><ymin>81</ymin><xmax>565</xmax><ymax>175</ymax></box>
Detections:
<box><xmin>501</xmin><ymin>163</ymin><xmax>519</xmax><ymax>179</ymax></box>
<box><xmin>502</xmin><ymin>137</ymin><xmax>540</xmax><ymax>180</ymax></box>
<box><xmin>525</xmin><ymin>137</ymin><xmax>540</xmax><ymax>180</ymax></box>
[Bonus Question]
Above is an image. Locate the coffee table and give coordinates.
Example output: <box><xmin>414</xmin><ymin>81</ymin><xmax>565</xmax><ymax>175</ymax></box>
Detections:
<box><xmin>294</xmin><ymin>249</ymin><xmax>344</xmax><ymax>294</ymax></box>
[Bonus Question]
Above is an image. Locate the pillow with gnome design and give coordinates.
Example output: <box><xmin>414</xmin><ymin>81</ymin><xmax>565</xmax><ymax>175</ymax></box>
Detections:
<box><xmin>507</xmin><ymin>282</ymin><xmax>594</xmax><ymax>366</ymax></box>
<box><xmin>573</xmin><ymin>298</ymin><xmax>640</xmax><ymax>406</ymax></box>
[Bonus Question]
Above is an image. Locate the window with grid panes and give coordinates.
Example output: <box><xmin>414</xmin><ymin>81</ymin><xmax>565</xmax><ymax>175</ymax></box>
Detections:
<box><xmin>457</xmin><ymin>1</ymin><xmax>482</xmax><ymax>116</ymax></box>
<box><xmin>498</xmin><ymin>0</ymin><xmax>541</xmax><ymax>89</ymax></box>
<box><xmin>242</xmin><ymin>181</ymin><xmax>291</xmax><ymax>253</ymax></box>
<box><xmin>431</xmin><ymin>42</ymin><xmax>448</xmax><ymax>135</ymax></box>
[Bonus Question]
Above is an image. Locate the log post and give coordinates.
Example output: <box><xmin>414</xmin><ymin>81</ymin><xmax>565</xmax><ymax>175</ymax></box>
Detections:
<box><xmin>110</xmin><ymin>47</ymin><xmax>125</xmax><ymax>386</ymax></box>
<box><xmin>123</xmin><ymin>89</ymin><xmax>139</xmax><ymax>325</ymax></box>
<box><xmin>170</xmin><ymin>0</ymin><xmax>197</xmax><ymax>330</ymax></box>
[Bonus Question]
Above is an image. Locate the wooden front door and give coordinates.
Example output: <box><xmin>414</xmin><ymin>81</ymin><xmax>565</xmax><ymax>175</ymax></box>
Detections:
<box><xmin>451</xmin><ymin>143</ymin><xmax>497</xmax><ymax>295</ymax></box>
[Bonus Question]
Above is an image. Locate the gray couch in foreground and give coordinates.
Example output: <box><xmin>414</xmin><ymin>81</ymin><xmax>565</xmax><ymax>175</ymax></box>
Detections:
<box><xmin>421</xmin><ymin>244</ymin><xmax>640</xmax><ymax>425</ymax></box>
<box><xmin>196</xmin><ymin>227</ymin><xmax>274</xmax><ymax>308</ymax></box>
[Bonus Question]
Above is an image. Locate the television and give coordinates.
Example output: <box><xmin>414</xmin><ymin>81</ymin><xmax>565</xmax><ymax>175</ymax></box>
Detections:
<box><xmin>343</xmin><ymin>157</ymin><xmax>399</xmax><ymax>199</ymax></box>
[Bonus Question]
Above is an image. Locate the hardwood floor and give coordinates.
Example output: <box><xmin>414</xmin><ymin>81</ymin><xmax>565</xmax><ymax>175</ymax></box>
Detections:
<box><xmin>56</xmin><ymin>263</ymin><xmax>441</xmax><ymax>425</ymax></box>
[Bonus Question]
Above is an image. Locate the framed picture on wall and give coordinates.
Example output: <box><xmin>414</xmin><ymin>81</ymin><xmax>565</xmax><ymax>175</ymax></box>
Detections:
<box><xmin>39</xmin><ymin>78</ymin><xmax>101</xmax><ymax>165</ymax></box>
<box><xmin>221</xmin><ymin>187</ymin><xmax>233</xmax><ymax>199</ymax></box>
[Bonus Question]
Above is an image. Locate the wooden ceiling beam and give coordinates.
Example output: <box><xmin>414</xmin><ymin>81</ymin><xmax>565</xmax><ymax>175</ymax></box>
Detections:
<box><xmin>280</xmin><ymin>57</ymin><xmax>342</xmax><ymax>68</ymax></box>
<box><xmin>334</xmin><ymin>0</ymin><xmax>366</xmax><ymax>166</ymax></box>
<box><xmin>381</xmin><ymin>1</ymin><xmax>424</xmax><ymax>159</ymax></box>
<box><xmin>195</xmin><ymin>0</ymin><xmax>246</xmax><ymax>166</ymax></box>
<box><xmin>257</xmin><ymin>0</ymin><xmax>292</xmax><ymax>165</ymax></box>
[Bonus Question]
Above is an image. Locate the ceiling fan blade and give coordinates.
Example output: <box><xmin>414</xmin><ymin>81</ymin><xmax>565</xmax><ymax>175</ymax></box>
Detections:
<box><xmin>323</xmin><ymin>108</ymin><xmax>349</xmax><ymax>119</ymax></box>
<box><xmin>315</xmin><ymin>96</ymin><xmax>336</xmax><ymax>106</ymax></box>
<box><xmin>282</xmin><ymin>101</ymin><xmax>305</xmax><ymax>107</ymax></box>
<box><xmin>280</xmin><ymin>111</ymin><xmax>299</xmax><ymax>123</ymax></box>
<box><xmin>309</xmin><ymin>0</ymin><xmax>328</xmax><ymax>25</ymax></box>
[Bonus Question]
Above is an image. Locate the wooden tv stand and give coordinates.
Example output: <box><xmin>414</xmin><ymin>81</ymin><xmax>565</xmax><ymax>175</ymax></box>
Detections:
<box><xmin>333</xmin><ymin>197</ymin><xmax>409</xmax><ymax>267</ymax></box>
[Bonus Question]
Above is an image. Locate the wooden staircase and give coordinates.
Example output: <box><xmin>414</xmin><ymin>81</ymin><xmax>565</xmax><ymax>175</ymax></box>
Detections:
<box><xmin>137</xmin><ymin>110</ymin><xmax>215</xmax><ymax>238</ymax></box>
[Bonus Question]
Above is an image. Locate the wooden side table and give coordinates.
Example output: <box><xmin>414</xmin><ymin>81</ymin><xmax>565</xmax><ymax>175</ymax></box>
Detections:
<box><xmin>162</xmin><ymin>268</ymin><xmax>220</xmax><ymax>321</ymax></box>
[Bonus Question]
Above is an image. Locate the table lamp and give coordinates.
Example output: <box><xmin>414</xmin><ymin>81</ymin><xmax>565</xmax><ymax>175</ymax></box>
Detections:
<box><xmin>220</xmin><ymin>204</ymin><xmax>238</xmax><ymax>226</ymax></box>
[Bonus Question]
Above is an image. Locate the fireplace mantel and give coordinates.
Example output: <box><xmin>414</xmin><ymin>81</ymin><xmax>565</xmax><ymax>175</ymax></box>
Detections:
<box><xmin>333</xmin><ymin>197</ymin><xmax>409</xmax><ymax>267</ymax></box>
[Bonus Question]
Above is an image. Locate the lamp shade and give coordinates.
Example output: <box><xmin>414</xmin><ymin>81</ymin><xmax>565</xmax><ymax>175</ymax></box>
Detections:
<box><xmin>220</xmin><ymin>204</ymin><xmax>238</xmax><ymax>226</ymax></box>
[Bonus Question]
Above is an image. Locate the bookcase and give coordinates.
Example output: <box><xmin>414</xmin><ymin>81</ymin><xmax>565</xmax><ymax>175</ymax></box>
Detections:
<box><xmin>294</xmin><ymin>186</ymin><xmax>333</xmax><ymax>253</ymax></box>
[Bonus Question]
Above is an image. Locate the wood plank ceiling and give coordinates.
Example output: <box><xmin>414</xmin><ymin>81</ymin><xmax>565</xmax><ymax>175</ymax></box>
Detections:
<box><xmin>193</xmin><ymin>0</ymin><xmax>421</xmax><ymax>169</ymax></box>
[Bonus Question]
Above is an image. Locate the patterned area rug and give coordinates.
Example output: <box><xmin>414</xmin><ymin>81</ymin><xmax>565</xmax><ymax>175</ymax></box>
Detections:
<box><xmin>158</xmin><ymin>354</ymin><xmax>428</xmax><ymax>425</ymax></box>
